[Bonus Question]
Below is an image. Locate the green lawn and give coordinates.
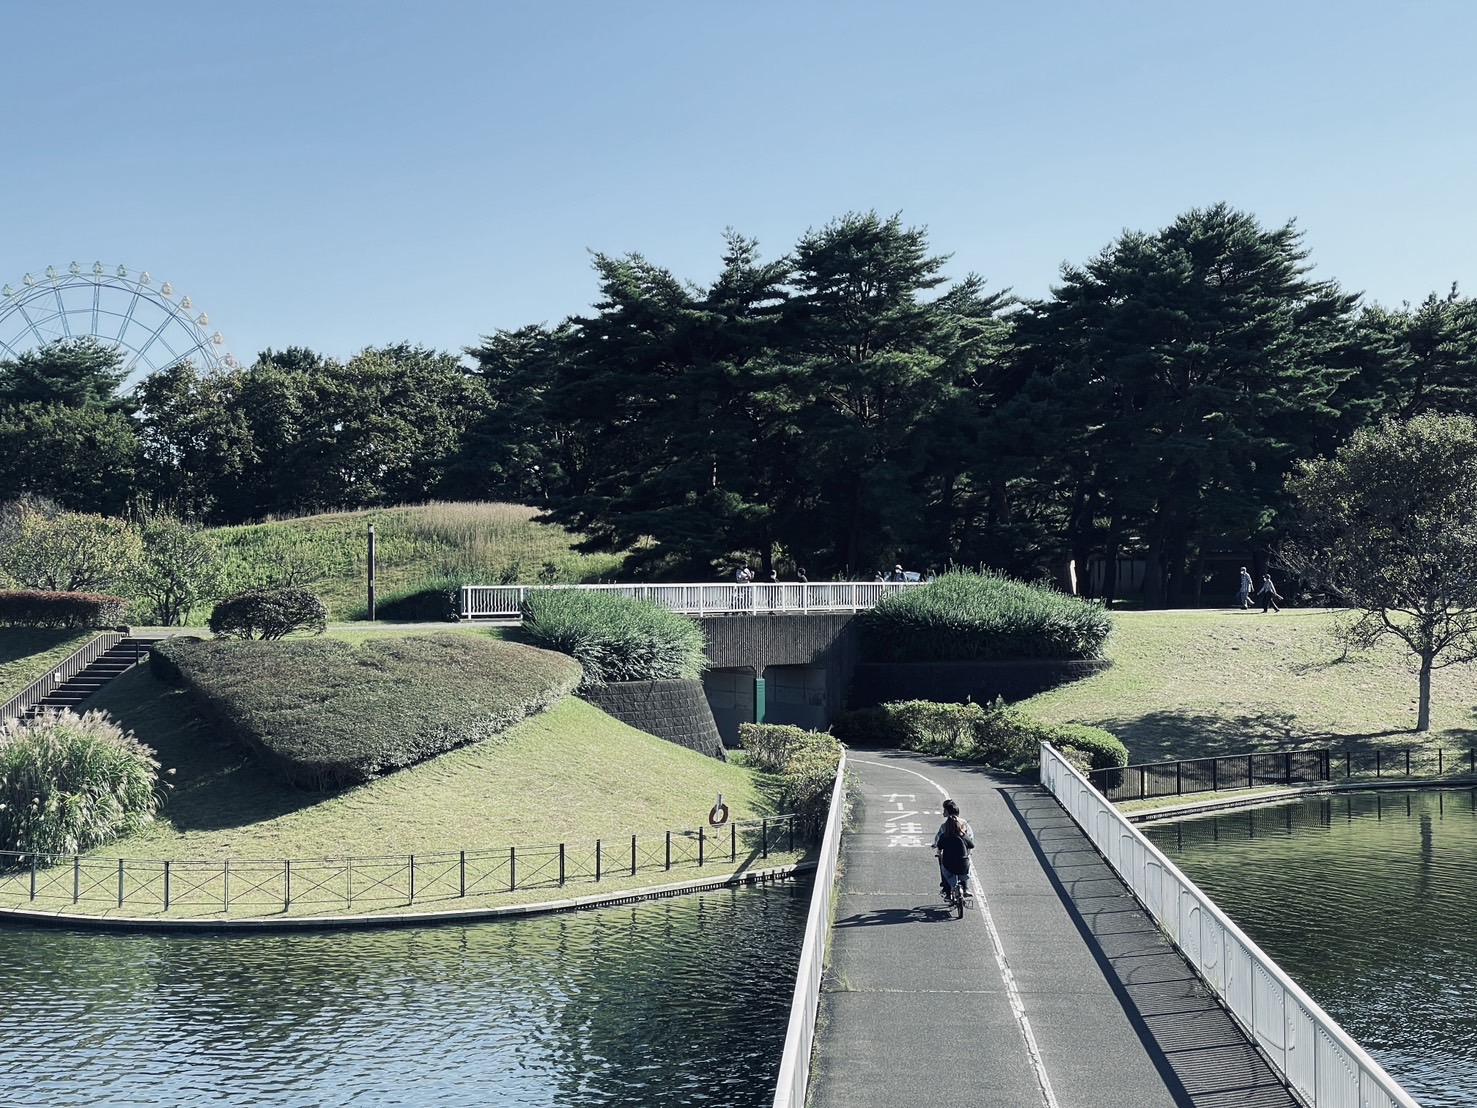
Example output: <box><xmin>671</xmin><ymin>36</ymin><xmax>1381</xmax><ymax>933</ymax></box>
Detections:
<box><xmin>0</xmin><ymin>629</ymin><xmax>98</xmax><ymax>703</ymax></box>
<box><xmin>1023</xmin><ymin>608</ymin><xmax>1477</xmax><ymax>763</ymax></box>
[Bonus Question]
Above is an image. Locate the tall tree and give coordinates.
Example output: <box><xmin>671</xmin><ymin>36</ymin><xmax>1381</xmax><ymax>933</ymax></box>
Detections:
<box><xmin>1285</xmin><ymin>414</ymin><xmax>1477</xmax><ymax>731</ymax></box>
<box><xmin>0</xmin><ymin>403</ymin><xmax>143</xmax><ymax>515</ymax></box>
<box><xmin>1014</xmin><ymin>204</ymin><xmax>1361</xmax><ymax>605</ymax></box>
<box><xmin>0</xmin><ymin>337</ymin><xmax>131</xmax><ymax>412</ymax></box>
<box><xmin>779</xmin><ymin>212</ymin><xmax>1006</xmax><ymax>575</ymax></box>
<box><xmin>1356</xmin><ymin>285</ymin><xmax>1477</xmax><ymax>419</ymax></box>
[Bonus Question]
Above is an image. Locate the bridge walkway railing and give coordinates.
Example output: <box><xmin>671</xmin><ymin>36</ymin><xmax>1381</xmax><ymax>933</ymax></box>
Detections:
<box><xmin>458</xmin><ymin>580</ymin><xmax>922</xmax><ymax>620</ymax></box>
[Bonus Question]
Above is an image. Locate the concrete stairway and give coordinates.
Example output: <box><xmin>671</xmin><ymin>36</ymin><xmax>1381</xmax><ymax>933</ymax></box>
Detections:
<box><xmin>22</xmin><ymin>636</ymin><xmax>161</xmax><ymax>720</ymax></box>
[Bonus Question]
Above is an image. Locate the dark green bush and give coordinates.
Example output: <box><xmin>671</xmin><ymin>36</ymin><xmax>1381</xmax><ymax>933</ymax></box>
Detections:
<box><xmin>737</xmin><ymin>723</ymin><xmax>842</xmax><ymax>825</ymax></box>
<box><xmin>0</xmin><ymin>709</ymin><xmax>163</xmax><ymax>856</ymax></box>
<box><xmin>520</xmin><ymin>588</ymin><xmax>706</xmax><ymax>690</ymax></box>
<box><xmin>829</xmin><ymin>697</ymin><xmax>1126</xmax><ymax>776</ymax></box>
<box><xmin>858</xmin><ymin>570</ymin><xmax>1112</xmax><ymax>662</ymax></box>
<box><xmin>209</xmin><ymin>587</ymin><xmax>328</xmax><ymax>640</ymax></box>
<box><xmin>0</xmin><ymin>590</ymin><xmax>126</xmax><ymax>628</ymax></box>
<box><xmin>156</xmin><ymin>633</ymin><xmax>583</xmax><ymax>790</ymax></box>
<box><xmin>828</xmin><ymin>706</ymin><xmax>908</xmax><ymax>748</ymax></box>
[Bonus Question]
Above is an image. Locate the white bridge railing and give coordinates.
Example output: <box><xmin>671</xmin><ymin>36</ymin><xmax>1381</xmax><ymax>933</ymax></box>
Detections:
<box><xmin>458</xmin><ymin>581</ymin><xmax>921</xmax><ymax>620</ymax></box>
<box><xmin>1039</xmin><ymin>743</ymin><xmax>1421</xmax><ymax>1108</ymax></box>
<box><xmin>772</xmin><ymin>750</ymin><xmax>847</xmax><ymax>1108</ymax></box>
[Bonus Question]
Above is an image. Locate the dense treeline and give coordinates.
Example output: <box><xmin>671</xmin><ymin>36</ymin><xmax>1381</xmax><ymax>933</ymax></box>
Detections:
<box><xmin>4</xmin><ymin>203</ymin><xmax>1475</xmax><ymax>604</ymax></box>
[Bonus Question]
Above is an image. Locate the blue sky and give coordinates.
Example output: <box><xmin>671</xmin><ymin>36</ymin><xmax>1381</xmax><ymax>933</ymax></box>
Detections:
<box><xmin>3</xmin><ymin>1</ymin><xmax>1474</xmax><ymax>369</ymax></box>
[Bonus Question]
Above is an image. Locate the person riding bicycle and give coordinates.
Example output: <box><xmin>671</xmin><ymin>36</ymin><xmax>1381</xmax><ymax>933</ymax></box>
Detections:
<box><xmin>933</xmin><ymin>798</ymin><xmax>975</xmax><ymax>899</ymax></box>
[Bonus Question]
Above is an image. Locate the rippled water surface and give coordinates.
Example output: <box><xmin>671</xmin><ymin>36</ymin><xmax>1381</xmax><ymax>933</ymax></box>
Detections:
<box><xmin>1145</xmin><ymin>789</ymin><xmax>1477</xmax><ymax>1108</ymax></box>
<box><xmin>0</xmin><ymin>882</ymin><xmax>808</xmax><ymax>1107</ymax></box>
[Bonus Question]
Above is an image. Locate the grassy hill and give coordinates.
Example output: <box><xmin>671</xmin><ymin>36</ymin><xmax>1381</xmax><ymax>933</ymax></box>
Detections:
<box><xmin>83</xmin><ymin>661</ymin><xmax>781</xmax><ymax>865</ymax></box>
<box><xmin>1023</xmin><ymin>609</ymin><xmax>1477</xmax><ymax>763</ymax></box>
<box><xmin>0</xmin><ymin>629</ymin><xmax>97</xmax><ymax>703</ymax></box>
<box><xmin>210</xmin><ymin>501</ymin><xmax>630</xmax><ymax>621</ymax></box>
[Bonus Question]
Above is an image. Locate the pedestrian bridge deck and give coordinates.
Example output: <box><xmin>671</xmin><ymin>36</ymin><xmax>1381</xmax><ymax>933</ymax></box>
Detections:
<box><xmin>807</xmin><ymin>752</ymin><xmax>1302</xmax><ymax>1108</ymax></box>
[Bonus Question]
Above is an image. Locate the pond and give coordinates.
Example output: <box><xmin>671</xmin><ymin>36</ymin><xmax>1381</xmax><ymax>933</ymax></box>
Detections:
<box><xmin>1144</xmin><ymin>789</ymin><xmax>1477</xmax><ymax>1108</ymax></box>
<box><xmin>0</xmin><ymin>881</ymin><xmax>809</xmax><ymax>1107</ymax></box>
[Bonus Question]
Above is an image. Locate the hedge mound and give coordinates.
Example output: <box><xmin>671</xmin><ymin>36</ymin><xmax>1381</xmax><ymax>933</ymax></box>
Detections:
<box><xmin>858</xmin><ymin>570</ymin><xmax>1112</xmax><ymax>662</ymax></box>
<box><xmin>520</xmin><ymin>588</ymin><xmax>706</xmax><ymax>690</ymax></box>
<box><xmin>152</xmin><ymin>633</ymin><xmax>582</xmax><ymax>790</ymax></box>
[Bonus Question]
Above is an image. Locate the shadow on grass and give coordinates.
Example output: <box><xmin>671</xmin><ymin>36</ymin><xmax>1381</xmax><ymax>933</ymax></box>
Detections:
<box><xmin>1099</xmin><ymin>707</ymin><xmax>1308</xmax><ymax>762</ymax></box>
<box><xmin>87</xmin><ymin>668</ymin><xmax>324</xmax><ymax>832</ymax></box>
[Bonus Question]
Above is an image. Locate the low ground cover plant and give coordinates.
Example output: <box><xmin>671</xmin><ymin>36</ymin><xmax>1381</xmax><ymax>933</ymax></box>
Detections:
<box><xmin>738</xmin><ymin>723</ymin><xmax>843</xmax><ymax>825</ymax></box>
<box><xmin>0</xmin><ymin>590</ymin><xmax>126</xmax><ymax>628</ymax></box>
<box><xmin>859</xmin><ymin>570</ymin><xmax>1112</xmax><ymax>662</ymax></box>
<box><xmin>0</xmin><ymin>709</ymin><xmax>164</xmax><ymax>856</ymax></box>
<box><xmin>831</xmin><ymin>698</ymin><xmax>1127</xmax><ymax>776</ymax></box>
<box><xmin>152</xmin><ymin>633</ymin><xmax>582</xmax><ymax>790</ymax></box>
<box><xmin>209</xmin><ymin>587</ymin><xmax>329</xmax><ymax>639</ymax></box>
<box><xmin>520</xmin><ymin>588</ymin><xmax>706</xmax><ymax>689</ymax></box>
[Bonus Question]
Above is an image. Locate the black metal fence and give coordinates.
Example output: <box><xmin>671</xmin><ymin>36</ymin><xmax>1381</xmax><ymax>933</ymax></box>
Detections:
<box><xmin>0</xmin><ymin>814</ymin><xmax>807</xmax><ymax>916</ymax></box>
<box><xmin>1089</xmin><ymin>745</ymin><xmax>1477</xmax><ymax>803</ymax></box>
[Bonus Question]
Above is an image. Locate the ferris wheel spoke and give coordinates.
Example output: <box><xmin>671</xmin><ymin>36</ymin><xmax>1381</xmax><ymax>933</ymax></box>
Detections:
<box><xmin>49</xmin><ymin>283</ymin><xmax>73</xmax><ymax>338</ymax></box>
<box><xmin>9</xmin><ymin>294</ymin><xmax>54</xmax><ymax>352</ymax></box>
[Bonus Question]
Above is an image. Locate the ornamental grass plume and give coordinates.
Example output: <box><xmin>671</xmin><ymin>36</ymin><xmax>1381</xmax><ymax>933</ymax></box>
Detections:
<box><xmin>520</xmin><ymin>588</ymin><xmax>707</xmax><ymax>689</ymax></box>
<box><xmin>0</xmin><ymin>710</ymin><xmax>165</xmax><ymax>858</ymax></box>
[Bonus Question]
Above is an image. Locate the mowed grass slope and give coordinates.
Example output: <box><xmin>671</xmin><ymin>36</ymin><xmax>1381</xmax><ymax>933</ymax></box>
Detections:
<box><xmin>84</xmin><ymin>666</ymin><xmax>776</xmax><ymax>863</ymax></box>
<box><xmin>1023</xmin><ymin>609</ymin><xmax>1477</xmax><ymax>762</ymax></box>
<box><xmin>0</xmin><ymin>629</ymin><xmax>97</xmax><ymax>703</ymax></box>
<box><xmin>211</xmin><ymin>501</ymin><xmax>630</xmax><ymax>620</ymax></box>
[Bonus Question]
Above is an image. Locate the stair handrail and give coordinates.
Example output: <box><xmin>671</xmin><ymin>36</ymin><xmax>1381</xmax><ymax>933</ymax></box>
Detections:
<box><xmin>0</xmin><ymin>631</ymin><xmax>126</xmax><ymax>725</ymax></box>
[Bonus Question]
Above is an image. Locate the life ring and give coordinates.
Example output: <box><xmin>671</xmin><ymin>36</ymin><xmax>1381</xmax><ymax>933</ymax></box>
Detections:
<box><xmin>708</xmin><ymin>802</ymin><xmax>730</xmax><ymax>827</ymax></box>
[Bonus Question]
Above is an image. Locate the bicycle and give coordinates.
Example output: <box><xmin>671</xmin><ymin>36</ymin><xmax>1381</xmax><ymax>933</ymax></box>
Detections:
<box><xmin>937</xmin><ymin>853</ymin><xmax>972</xmax><ymax>919</ymax></box>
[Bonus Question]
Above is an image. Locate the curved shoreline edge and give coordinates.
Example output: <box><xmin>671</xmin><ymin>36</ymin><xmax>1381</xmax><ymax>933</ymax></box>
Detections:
<box><xmin>0</xmin><ymin>861</ymin><xmax>817</xmax><ymax>934</ymax></box>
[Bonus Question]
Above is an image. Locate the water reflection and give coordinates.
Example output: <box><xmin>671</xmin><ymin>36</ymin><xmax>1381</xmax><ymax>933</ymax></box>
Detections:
<box><xmin>0</xmin><ymin>882</ymin><xmax>809</xmax><ymax>1107</ymax></box>
<box><xmin>1146</xmin><ymin>789</ymin><xmax>1477</xmax><ymax>1108</ymax></box>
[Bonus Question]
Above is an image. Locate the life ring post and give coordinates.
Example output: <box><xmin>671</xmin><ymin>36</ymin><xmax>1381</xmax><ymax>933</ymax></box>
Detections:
<box><xmin>708</xmin><ymin>793</ymin><xmax>729</xmax><ymax>827</ymax></box>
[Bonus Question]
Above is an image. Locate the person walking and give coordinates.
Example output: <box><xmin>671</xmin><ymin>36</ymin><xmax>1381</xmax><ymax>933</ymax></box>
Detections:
<box><xmin>1236</xmin><ymin>567</ymin><xmax>1253</xmax><ymax>609</ymax></box>
<box><xmin>1257</xmin><ymin>573</ymin><xmax>1282</xmax><ymax>613</ymax></box>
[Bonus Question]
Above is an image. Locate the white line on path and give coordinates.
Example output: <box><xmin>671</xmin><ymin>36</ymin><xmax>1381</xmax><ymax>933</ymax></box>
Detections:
<box><xmin>851</xmin><ymin>758</ymin><xmax>1063</xmax><ymax>1108</ymax></box>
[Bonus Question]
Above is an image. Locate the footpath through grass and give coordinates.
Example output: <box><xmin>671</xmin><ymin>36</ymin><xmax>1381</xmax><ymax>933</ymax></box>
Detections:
<box><xmin>1023</xmin><ymin>608</ymin><xmax>1477</xmax><ymax>763</ymax></box>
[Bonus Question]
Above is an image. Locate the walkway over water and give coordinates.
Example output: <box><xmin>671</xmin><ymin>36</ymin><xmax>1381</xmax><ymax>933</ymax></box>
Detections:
<box><xmin>809</xmin><ymin>752</ymin><xmax>1301</xmax><ymax>1108</ymax></box>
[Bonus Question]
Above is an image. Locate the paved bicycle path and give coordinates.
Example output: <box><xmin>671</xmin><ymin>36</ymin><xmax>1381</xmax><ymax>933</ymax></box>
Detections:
<box><xmin>807</xmin><ymin>751</ymin><xmax>1300</xmax><ymax>1108</ymax></box>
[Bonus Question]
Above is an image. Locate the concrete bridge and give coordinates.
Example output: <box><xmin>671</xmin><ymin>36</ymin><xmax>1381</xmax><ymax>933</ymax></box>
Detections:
<box><xmin>782</xmin><ymin>751</ymin><xmax>1419</xmax><ymax>1108</ymax></box>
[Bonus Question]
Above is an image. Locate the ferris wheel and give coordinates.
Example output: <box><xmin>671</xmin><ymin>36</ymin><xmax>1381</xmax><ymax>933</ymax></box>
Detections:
<box><xmin>0</xmin><ymin>261</ymin><xmax>238</xmax><ymax>387</ymax></box>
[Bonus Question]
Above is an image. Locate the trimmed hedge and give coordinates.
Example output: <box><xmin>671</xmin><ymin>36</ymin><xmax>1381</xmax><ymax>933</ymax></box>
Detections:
<box><xmin>152</xmin><ymin>633</ymin><xmax>582</xmax><ymax>790</ymax></box>
<box><xmin>737</xmin><ymin>723</ymin><xmax>843</xmax><ymax>825</ymax></box>
<box><xmin>209</xmin><ymin>588</ymin><xmax>329</xmax><ymax>640</ymax></box>
<box><xmin>0</xmin><ymin>709</ymin><xmax>163</xmax><ymax>856</ymax></box>
<box><xmin>0</xmin><ymin>590</ymin><xmax>127</xmax><ymax>629</ymax></box>
<box><xmin>831</xmin><ymin>698</ymin><xmax>1127</xmax><ymax>776</ymax></box>
<box><xmin>858</xmin><ymin>570</ymin><xmax>1112</xmax><ymax>662</ymax></box>
<box><xmin>520</xmin><ymin>589</ymin><xmax>706</xmax><ymax>690</ymax></box>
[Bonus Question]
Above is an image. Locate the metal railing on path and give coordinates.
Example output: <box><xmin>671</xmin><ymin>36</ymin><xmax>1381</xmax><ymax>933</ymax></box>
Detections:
<box><xmin>0</xmin><ymin>814</ymin><xmax>804</xmax><ymax>917</ymax></box>
<box><xmin>0</xmin><ymin>631</ymin><xmax>123</xmax><ymax>724</ymax></box>
<box><xmin>1091</xmin><ymin>745</ymin><xmax>1477</xmax><ymax>802</ymax></box>
<box><xmin>458</xmin><ymin>581</ymin><xmax>922</xmax><ymax>620</ymax></box>
<box><xmin>1042</xmin><ymin>742</ymin><xmax>1421</xmax><ymax>1108</ymax></box>
<box><xmin>772</xmin><ymin>750</ymin><xmax>847</xmax><ymax>1108</ymax></box>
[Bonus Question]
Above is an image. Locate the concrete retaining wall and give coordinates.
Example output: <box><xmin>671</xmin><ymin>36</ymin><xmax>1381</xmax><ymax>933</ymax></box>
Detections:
<box><xmin>578</xmin><ymin>678</ymin><xmax>727</xmax><ymax>760</ymax></box>
<box><xmin>846</xmin><ymin>659</ymin><xmax>1112</xmax><ymax>708</ymax></box>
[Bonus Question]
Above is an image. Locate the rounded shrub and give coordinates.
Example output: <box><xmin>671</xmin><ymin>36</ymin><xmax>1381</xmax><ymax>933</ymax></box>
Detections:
<box><xmin>209</xmin><ymin>587</ymin><xmax>328</xmax><ymax>640</ymax></box>
<box><xmin>520</xmin><ymin>589</ymin><xmax>706</xmax><ymax>689</ymax></box>
<box><xmin>859</xmin><ymin>570</ymin><xmax>1112</xmax><ymax>662</ymax></box>
<box><xmin>0</xmin><ymin>710</ymin><xmax>164</xmax><ymax>857</ymax></box>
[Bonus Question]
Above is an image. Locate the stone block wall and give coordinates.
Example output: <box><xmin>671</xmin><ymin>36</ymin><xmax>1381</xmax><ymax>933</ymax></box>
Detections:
<box><xmin>578</xmin><ymin>678</ymin><xmax>727</xmax><ymax>760</ymax></box>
